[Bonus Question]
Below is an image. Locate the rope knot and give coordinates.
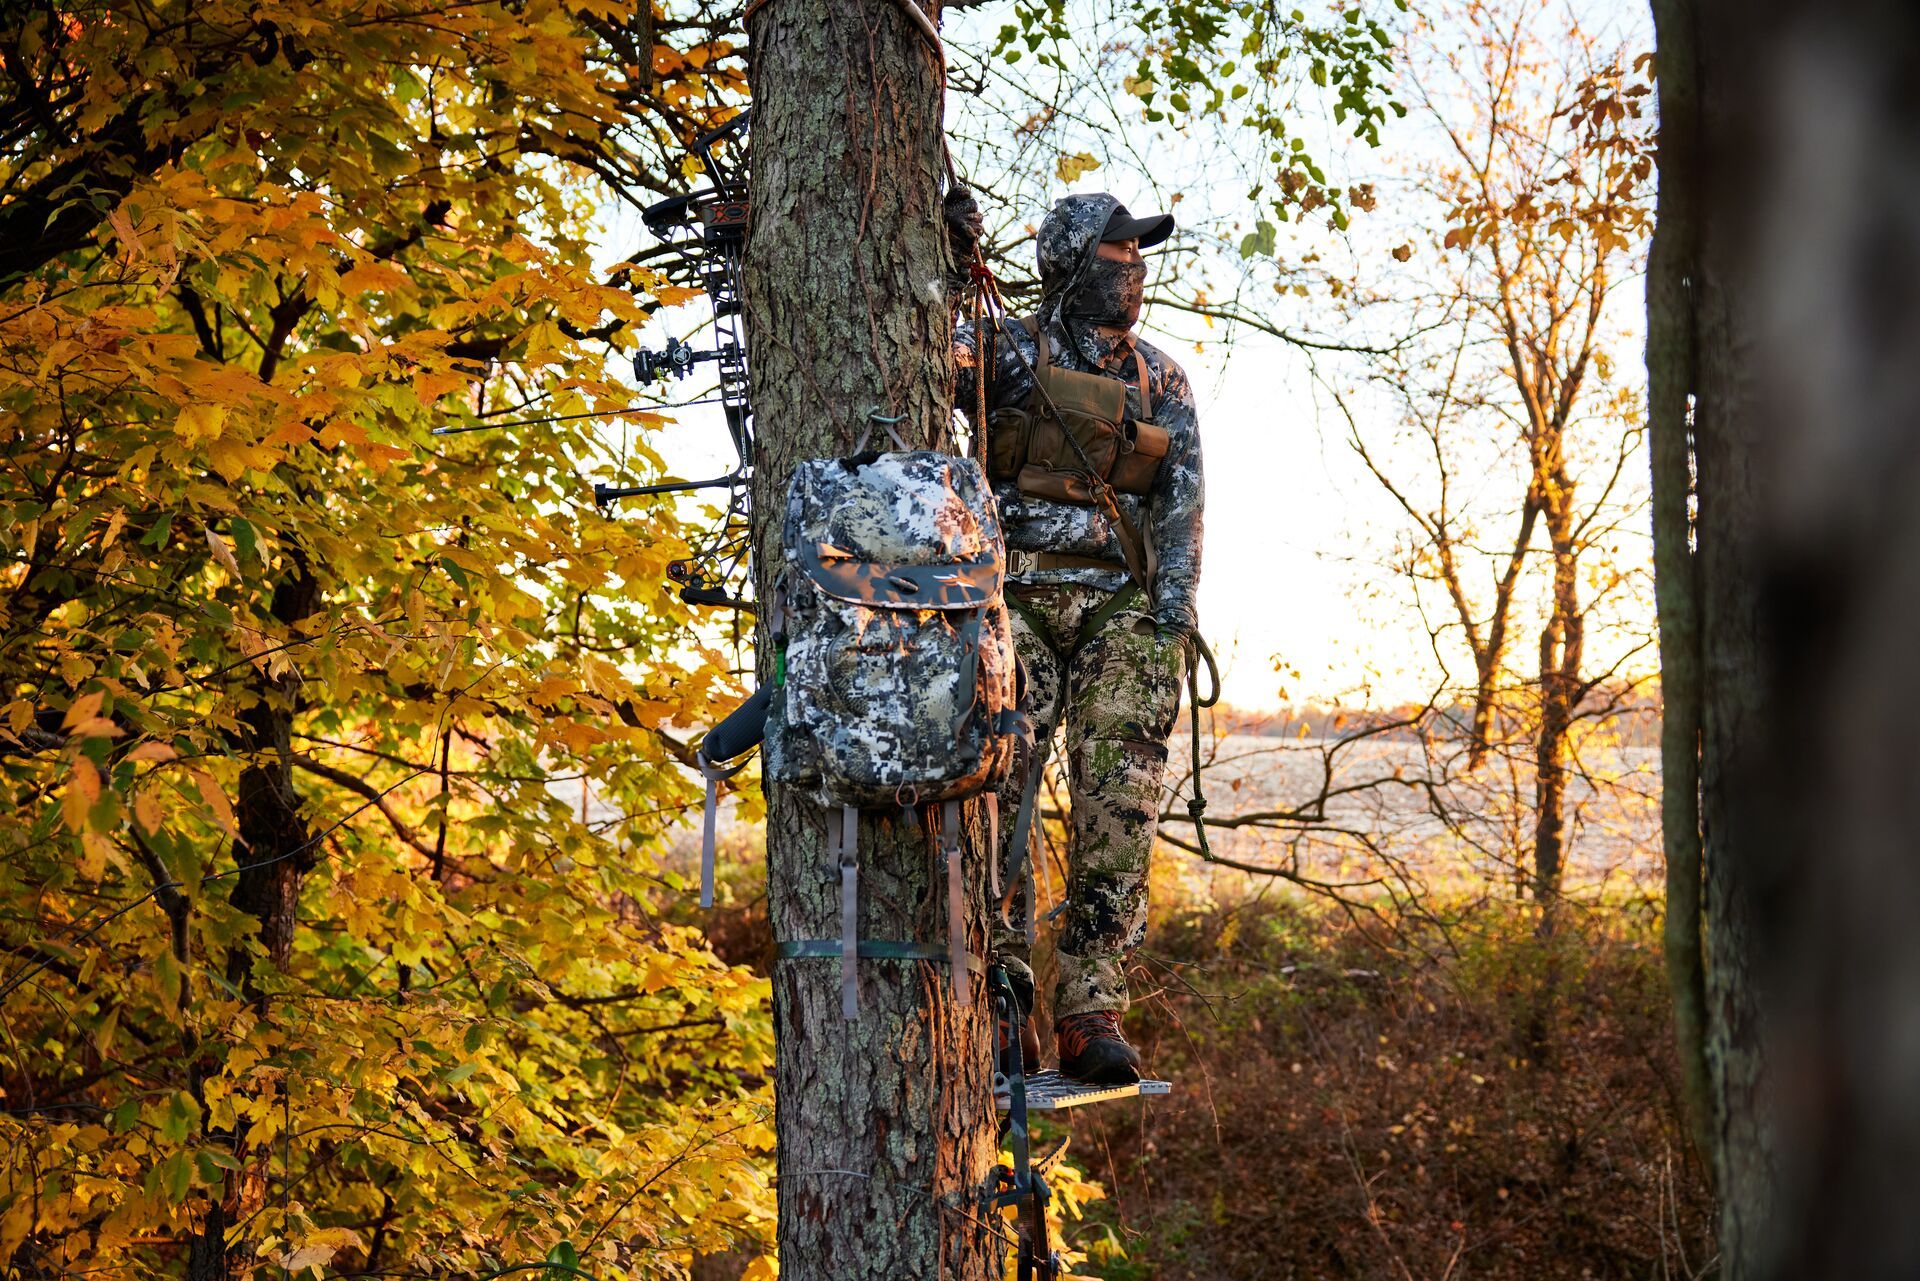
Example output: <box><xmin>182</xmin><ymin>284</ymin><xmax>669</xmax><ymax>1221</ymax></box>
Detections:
<box><xmin>1187</xmin><ymin>796</ymin><xmax>1207</xmax><ymax>819</ymax></box>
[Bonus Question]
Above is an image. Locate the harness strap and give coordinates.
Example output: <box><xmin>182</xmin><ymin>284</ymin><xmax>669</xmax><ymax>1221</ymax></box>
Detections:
<box><xmin>985</xmin><ymin>792</ymin><xmax>1002</xmax><ymax>902</ymax></box>
<box><xmin>1004</xmin><ymin>590</ymin><xmax>1060</xmax><ymax>665</ymax></box>
<box><xmin>1033</xmin><ymin>551</ymin><xmax>1127</xmax><ymax>573</ymax></box>
<box><xmin>695</xmin><ymin>750</ymin><xmax>753</xmax><ymax>909</ymax></box>
<box><xmin>1003</xmin><ymin>740</ymin><xmax>1051</xmax><ymax>945</ymax></box>
<box><xmin>832</xmin><ymin>805</ymin><xmax>860</xmax><ymax>1019</ymax></box>
<box><xmin>940</xmin><ymin>799</ymin><xmax>970</xmax><ymax>1009</ymax></box>
<box><xmin>1074</xmin><ymin>581</ymin><xmax>1142</xmax><ymax>653</ymax></box>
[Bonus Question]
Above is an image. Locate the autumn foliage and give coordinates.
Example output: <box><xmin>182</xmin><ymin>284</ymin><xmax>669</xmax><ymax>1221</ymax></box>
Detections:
<box><xmin>0</xmin><ymin>1</ymin><xmax>777</xmax><ymax>1274</ymax></box>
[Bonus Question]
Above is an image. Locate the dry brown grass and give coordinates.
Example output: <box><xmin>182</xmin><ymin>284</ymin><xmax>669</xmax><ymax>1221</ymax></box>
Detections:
<box><xmin>1065</xmin><ymin>895</ymin><xmax>1717</xmax><ymax>1280</ymax></box>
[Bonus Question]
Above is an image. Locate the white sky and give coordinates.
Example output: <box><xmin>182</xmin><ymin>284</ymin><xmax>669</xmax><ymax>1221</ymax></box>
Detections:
<box><xmin>596</xmin><ymin>0</ymin><xmax>1656</xmax><ymax>711</ymax></box>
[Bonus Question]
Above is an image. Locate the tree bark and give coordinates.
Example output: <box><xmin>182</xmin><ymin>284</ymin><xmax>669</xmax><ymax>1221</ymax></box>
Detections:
<box><xmin>1530</xmin><ymin>484</ymin><xmax>1581</xmax><ymax>933</ymax></box>
<box><xmin>1652</xmin><ymin>0</ymin><xmax>1780</xmax><ymax>1264</ymax></box>
<box><xmin>743</xmin><ymin>5</ymin><xmax>998</xmax><ymax>1279</ymax></box>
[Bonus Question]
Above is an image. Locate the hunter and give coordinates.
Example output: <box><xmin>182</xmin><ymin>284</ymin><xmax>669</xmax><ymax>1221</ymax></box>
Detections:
<box><xmin>952</xmin><ymin>192</ymin><xmax>1204</xmax><ymax>1085</ymax></box>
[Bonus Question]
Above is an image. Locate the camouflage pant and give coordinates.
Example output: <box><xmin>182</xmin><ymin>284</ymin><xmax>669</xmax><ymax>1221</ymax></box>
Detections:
<box><xmin>991</xmin><ymin>582</ymin><xmax>1186</xmax><ymax>1020</ymax></box>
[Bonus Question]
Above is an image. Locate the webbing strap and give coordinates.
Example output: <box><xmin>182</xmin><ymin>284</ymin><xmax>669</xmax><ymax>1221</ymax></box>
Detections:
<box><xmin>984</xmin><ymin>792</ymin><xmax>1001</xmax><ymax>903</ymax></box>
<box><xmin>1003</xmin><ymin>740</ymin><xmax>1051</xmax><ymax>945</ymax></box>
<box><xmin>831</xmin><ymin>805</ymin><xmax>859</xmax><ymax>1019</ymax></box>
<box><xmin>695</xmin><ymin>750</ymin><xmax>752</xmax><ymax>909</ymax></box>
<box><xmin>1074</xmin><ymin>581</ymin><xmax>1142</xmax><ymax>654</ymax></box>
<box><xmin>941</xmin><ymin>799</ymin><xmax>970</xmax><ymax>1009</ymax></box>
<box><xmin>951</xmin><ymin>612</ymin><xmax>983</xmax><ymax>738</ymax></box>
<box><xmin>776</xmin><ymin>939</ymin><xmax>983</xmax><ymax>969</ymax></box>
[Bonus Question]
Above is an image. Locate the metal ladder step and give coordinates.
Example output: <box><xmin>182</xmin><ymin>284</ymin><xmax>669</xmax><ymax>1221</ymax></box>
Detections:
<box><xmin>995</xmin><ymin>1069</ymin><xmax>1172</xmax><ymax>1112</ymax></box>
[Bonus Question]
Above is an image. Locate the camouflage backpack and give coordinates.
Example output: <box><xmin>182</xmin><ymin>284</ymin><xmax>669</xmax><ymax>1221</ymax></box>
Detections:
<box><xmin>762</xmin><ymin>449</ymin><xmax>1024</xmax><ymax>1015</ymax></box>
<box><xmin>764</xmin><ymin>449</ymin><xmax>1020</xmax><ymax>804</ymax></box>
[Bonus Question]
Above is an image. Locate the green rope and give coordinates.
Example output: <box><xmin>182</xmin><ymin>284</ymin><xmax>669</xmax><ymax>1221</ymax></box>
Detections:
<box><xmin>1182</xmin><ymin>633</ymin><xmax>1220</xmax><ymax>858</ymax></box>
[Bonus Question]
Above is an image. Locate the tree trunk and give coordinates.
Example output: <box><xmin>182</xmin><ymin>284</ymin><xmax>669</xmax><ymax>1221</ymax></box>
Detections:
<box><xmin>191</xmin><ymin>470</ymin><xmax>322</xmax><ymax>1277</ymax></box>
<box><xmin>1650</xmin><ymin>1</ymin><xmax>1782</xmax><ymax>1265</ymax></box>
<box><xmin>1531</xmin><ymin>484</ymin><xmax>1581</xmax><ymax>935</ymax></box>
<box><xmin>1650</xmin><ymin>0</ymin><xmax>1920</xmax><ymax>1273</ymax></box>
<box><xmin>1645</xmin><ymin>0</ymin><xmax>1716</xmax><ymax>1184</ymax></box>
<box><xmin>743</xmin><ymin>5</ymin><xmax>998</xmax><ymax>1279</ymax></box>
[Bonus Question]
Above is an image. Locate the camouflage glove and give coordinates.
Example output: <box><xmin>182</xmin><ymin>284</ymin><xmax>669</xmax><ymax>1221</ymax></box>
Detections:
<box><xmin>1153</xmin><ymin>605</ymin><xmax>1198</xmax><ymax>655</ymax></box>
<box><xmin>944</xmin><ymin>184</ymin><xmax>984</xmax><ymax>266</ymax></box>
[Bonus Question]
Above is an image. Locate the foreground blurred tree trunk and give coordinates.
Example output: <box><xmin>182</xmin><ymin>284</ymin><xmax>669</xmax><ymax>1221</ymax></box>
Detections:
<box><xmin>1649</xmin><ymin>0</ymin><xmax>1920</xmax><ymax>1273</ymax></box>
<box><xmin>743</xmin><ymin>4</ymin><xmax>998</xmax><ymax>1278</ymax></box>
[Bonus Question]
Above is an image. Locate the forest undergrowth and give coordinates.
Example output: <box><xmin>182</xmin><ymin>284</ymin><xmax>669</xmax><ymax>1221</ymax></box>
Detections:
<box><xmin>691</xmin><ymin>842</ymin><xmax>1716</xmax><ymax>1281</ymax></box>
<box><xmin>1073</xmin><ymin>893</ymin><xmax>1717</xmax><ymax>1280</ymax></box>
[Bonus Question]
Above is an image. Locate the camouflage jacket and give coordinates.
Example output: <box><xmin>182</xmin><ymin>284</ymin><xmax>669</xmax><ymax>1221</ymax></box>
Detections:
<box><xmin>953</xmin><ymin>195</ymin><xmax>1205</xmax><ymax>632</ymax></box>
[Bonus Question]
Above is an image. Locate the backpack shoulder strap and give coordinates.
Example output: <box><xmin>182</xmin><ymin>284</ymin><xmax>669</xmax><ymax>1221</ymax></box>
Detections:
<box><xmin>1132</xmin><ymin>348</ymin><xmax>1151</xmax><ymax>416</ymax></box>
<box><xmin>1020</xmin><ymin>315</ymin><xmax>1049</xmax><ymax>372</ymax></box>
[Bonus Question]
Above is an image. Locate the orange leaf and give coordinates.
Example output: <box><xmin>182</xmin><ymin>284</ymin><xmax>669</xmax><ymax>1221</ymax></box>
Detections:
<box><xmin>190</xmin><ymin>769</ymin><xmax>236</xmax><ymax>835</ymax></box>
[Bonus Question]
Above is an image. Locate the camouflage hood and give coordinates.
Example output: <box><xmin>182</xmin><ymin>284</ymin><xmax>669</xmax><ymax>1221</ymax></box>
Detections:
<box><xmin>1035</xmin><ymin>192</ymin><xmax>1128</xmax><ymax>367</ymax></box>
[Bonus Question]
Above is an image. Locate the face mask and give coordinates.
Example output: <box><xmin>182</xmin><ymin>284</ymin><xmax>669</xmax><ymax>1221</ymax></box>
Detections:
<box><xmin>1065</xmin><ymin>256</ymin><xmax>1145</xmax><ymax>329</ymax></box>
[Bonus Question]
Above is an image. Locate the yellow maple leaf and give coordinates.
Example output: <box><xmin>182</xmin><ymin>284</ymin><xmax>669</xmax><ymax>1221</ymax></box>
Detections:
<box><xmin>1055</xmin><ymin>151</ymin><xmax>1101</xmax><ymax>182</ymax></box>
<box><xmin>61</xmin><ymin>760</ymin><xmax>102</xmax><ymax>834</ymax></box>
<box><xmin>175</xmin><ymin>403</ymin><xmax>228</xmax><ymax>443</ymax></box>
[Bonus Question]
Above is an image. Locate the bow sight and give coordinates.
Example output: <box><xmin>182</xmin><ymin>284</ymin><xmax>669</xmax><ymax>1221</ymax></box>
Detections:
<box><xmin>594</xmin><ymin>111</ymin><xmax>756</xmax><ymax>613</ymax></box>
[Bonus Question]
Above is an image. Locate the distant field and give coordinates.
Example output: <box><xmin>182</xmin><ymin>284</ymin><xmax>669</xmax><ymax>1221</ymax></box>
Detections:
<box><xmin>639</xmin><ymin>731</ymin><xmax>1664</xmax><ymax>910</ymax></box>
<box><xmin>1161</xmin><ymin>732</ymin><xmax>1664</xmax><ymax>903</ymax></box>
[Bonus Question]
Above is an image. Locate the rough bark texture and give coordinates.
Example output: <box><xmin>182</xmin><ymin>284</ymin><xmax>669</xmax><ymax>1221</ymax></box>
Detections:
<box><xmin>1650</xmin><ymin>0</ymin><xmax>1920</xmax><ymax>1272</ymax></box>
<box><xmin>743</xmin><ymin>5</ymin><xmax>998</xmax><ymax>1278</ymax></box>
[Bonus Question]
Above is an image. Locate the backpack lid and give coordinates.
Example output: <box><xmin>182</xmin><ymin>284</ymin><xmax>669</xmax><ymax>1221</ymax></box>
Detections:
<box><xmin>788</xmin><ymin>451</ymin><xmax>1005</xmax><ymax>610</ymax></box>
<box><xmin>800</xmin><ymin>541</ymin><xmax>1001</xmax><ymax>609</ymax></box>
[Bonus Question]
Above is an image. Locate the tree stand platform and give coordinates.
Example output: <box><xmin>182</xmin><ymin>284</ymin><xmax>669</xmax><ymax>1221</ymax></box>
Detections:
<box><xmin>995</xmin><ymin>1070</ymin><xmax>1172</xmax><ymax>1112</ymax></box>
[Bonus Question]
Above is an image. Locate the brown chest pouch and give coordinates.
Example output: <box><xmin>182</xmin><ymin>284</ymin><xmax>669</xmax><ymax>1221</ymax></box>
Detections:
<box><xmin>987</xmin><ymin>318</ymin><xmax>1165</xmax><ymax>502</ymax></box>
<box><xmin>1111</xmin><ymin>417</ymin><xmax>1169</xmax><ymax>495</ymax></box>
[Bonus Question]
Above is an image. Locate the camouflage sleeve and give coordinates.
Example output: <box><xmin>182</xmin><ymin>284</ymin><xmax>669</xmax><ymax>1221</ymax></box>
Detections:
<box><xmin>954</xmin><ymin>319</ymin><xmax>983</xmax><ymax>424</ymax></box>
<box><xmin>955</xmin><ymin>318</ymin><xmax>1026</xmax><ymax>423</ymax></box>
<box><xmin>1147</xmin><ymin>357</ymin><xmax>1204</xmax><ymax>633</ymax></box>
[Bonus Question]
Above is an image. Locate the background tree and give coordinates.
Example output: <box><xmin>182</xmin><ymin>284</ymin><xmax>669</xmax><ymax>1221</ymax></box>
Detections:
<box><xmin>0</xmin><ymin>2</ymin><xmax>777</xmax><ymax>1276</ymax></box>
<box><xmin>1324</xmin><ymin>0</ymin><xmax>1655</xmax><ymax>931</ymax></box>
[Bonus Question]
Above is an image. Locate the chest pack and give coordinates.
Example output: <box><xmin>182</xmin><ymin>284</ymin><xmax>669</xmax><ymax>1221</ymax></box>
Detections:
<box><xmin>986</xmin><ymin>317</ymin><xmax>1169</xmax><ymax>506</ymax></box>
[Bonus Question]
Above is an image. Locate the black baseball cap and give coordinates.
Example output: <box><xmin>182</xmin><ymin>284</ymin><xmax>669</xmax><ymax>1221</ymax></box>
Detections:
<box><xmin>1101</xmin><ymin>202</ymin><xmax>1175</xmax><ymax>247</ymax></box>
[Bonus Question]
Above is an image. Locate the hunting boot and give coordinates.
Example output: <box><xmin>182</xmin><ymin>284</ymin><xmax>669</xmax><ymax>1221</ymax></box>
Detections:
<box><xmin>1055</xmin><ymin>1011</ymin><xmax>1142</xmax><ymax>1085</ymax></box>
<box><xmin>995</xmin><ymin>971</ymin><xmax>1044</xmax><ymax>1077</ymax></box>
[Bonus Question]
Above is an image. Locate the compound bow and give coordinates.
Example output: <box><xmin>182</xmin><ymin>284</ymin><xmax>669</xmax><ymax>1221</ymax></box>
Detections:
<box><xmin>595</xmin><ymin>110</ymin><xmax>756</xmax><ymax>612</ymax></box>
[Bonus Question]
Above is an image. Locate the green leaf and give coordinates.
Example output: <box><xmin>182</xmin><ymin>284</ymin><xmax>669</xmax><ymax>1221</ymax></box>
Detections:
<box><xmin>229</xmin><ymin>516</ymin><xmax>257</xmax><ymax>562</ymax></box>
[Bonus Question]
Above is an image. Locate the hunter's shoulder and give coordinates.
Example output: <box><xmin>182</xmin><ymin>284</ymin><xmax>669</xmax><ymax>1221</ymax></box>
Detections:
<box><xmin>1134</xmin><ymin>337</ymin><xmax>1195</xmax><ymax>403</ymax></box>
<box><xmin>956</xmin><ymin>315</ymin><xmax>1035</xmax><ymax>347</ymax></box>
